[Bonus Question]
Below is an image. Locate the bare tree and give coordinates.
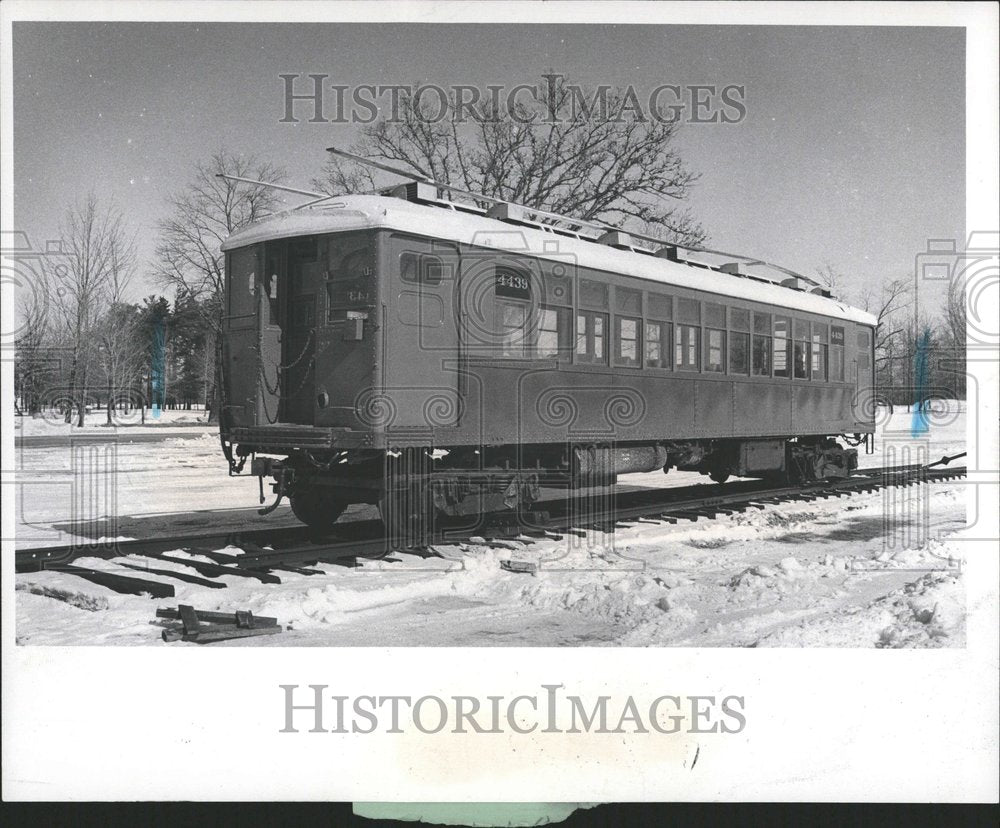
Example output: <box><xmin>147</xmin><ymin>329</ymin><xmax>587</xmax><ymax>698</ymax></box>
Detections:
<box><xmin>940</xmin><ymin>273</ymin><xmax>967</xmax><ymax>399</ymax></box>
<box><xmin>814</xmin><ymin>263</ymin><xmax>843</xmax><ymax>295</ymax></box>
<box><xmin>96</xmin><ymin>303</ymin><xmax>142</xmax><ymax>425</ymax></box>
<box><xmin>152</xmin><ymin>150</ymin><xmax>285</xmax><ymax>421</ymax></box>
<box><xmin>859</xmin><ymin>276</ymin><xmax>911</xmax><ymax>360</ymax></box>
<box><xmin>13</xmin><ymin>280</ymin><xmax>50</xmax><ymax>416</ymax></box>
<box><xmin>45</xmin><ymin>194</ymin><xmax>135</xmax><ymax>426</ymax></box>
<box><xmin>313</xmin><ymin>76</ymin><xmax>705</xmax><ymax>246</ymax></box>
<box><xmin>944</xmin><ymin>273</ymin><xmax>966</xmax><ymax>347</ymax></box>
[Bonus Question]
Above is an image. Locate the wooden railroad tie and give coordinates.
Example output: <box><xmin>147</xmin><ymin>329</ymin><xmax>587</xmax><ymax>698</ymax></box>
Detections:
<box><xmin>157</xmin><ymin>605</ymin><xmax>283</xmax><ymax>644</ymax></box>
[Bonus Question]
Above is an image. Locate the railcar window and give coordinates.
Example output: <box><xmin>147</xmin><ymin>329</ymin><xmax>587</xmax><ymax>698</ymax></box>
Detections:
<box><xmin>648</xmin><ymin>294</ymin><xmax>673</xmax><ymax>320</ymax></box>
<box><xmin>831</xmin><ymin>325</ymin><xmax>846</xmax><ymax>381</ymax></box>
<box><xmin>400</xmin><ymin>252</ymin><xmax>418</xmax><ymax>283</ymax></box>
<box><xmin>752</xmin><ymin>336</ymin><xmax>771</xmax><ymax>376</ymax></box>
<box><xmin>616</xmin><ymin>287</ymin><xmax>642</xmax><ymax>315</ymax></box>
<box><xmin>227</xmin><ymin>247</ymin><xmax>259</xmax><ymax>324</ymax></box>
<box><xmin>535</xmin><ymin>306</ymin><xmax>570</xmax><ymax>359</ymax></box>
<box><xmin>329</xmin><ymin>235</ymin><xmax>371</xmax><ymax>279</ymax></box>
<box><xmin>792</xmin><ymin>319</ymin><xmax>810</xmax><ymax>379</ymax></box>
<box><xmin>812</xmin><ymin>323</ymin><xmax>829</xmax><ymax>380</ymax></box>
<box><xmin>730</xmin><ymin>331</ymin><xmax>750</xmax><ymax>374</ymax></box>
<box><xmin>498</xmin><ymin>300</ymin><xmax>528</xmax><ymax>357</ymax></box>
<box><xmin>289</xmin><ymin>236</ymin><xmax>318</xmax><ymax>263</ymax></box>
<box><xmin>580</xmin><ymin>279</ymin><xmax>609</xmax><ymax>309</ymax></box>
<box><xmin>677</xmin><ymin>297</ymin><xmax>701</xmax><ymax>325</ymax></box>
<box><xmin>263</xmin><ymin>247</ymin><xmax>281</xmax><ymax>325</ymax></box>
<box><xmin>793</xmin><ymin>340</ymin><xmax>810</xmax><ymax>379</ymax></box>
<box><xmin>830</xmin><ymin>347</ymin><xmax>844</xmax><ymax>381</ymax></box>
<box><xmin>704</xmin><ymin>328</ymin><xmax>726</xmax><ymax>373</ymax></box>
<box><xmin>645</xmin><ymin>321</ymin><xmax>672</xmax><ymax>368</ymax></box>
<box><xmin>729</xmin><ymin>307</ymin><xmax>750</xmax><ymax>375</ymax></box>
<box><xmin>400</xmin><ymin>252</ymin><xmax>443</xmax><ymax>285</ymax></box>
<box><xmin>576</xmin><ymin>310</ymin><xmax>608</xmax><ymax>364</ymax></box>
<box><xmin>752</xmin><ymin>312</ymin><xmax>771</xmax><ymax>376</ymax></box>
<box><xmin>705</xmin><ymin>303</ymin><xmax>726</xmax><ymax>329</ymax></box>
<box><xmin>730</xmin><ymin>308</ymin><xmax>751</xmax><ymax>332</ymax></box>
<box><xmin>615</xmin><ymin>316</ymin><xmax>641</xmax><ymax>367</ymax></box>
<box><xmin>773</xmin><ymin>316</ymin><xmax>791</xmax><ymax>378</ymax></box>
<box><xmin>492</xmin><ymin>301</ymin><xmax>570</xmax><ymax>360</ymax></box>
<box><xmin>675</xmin><ymin>324</ymin><xmax>700</xmax><ymax>371</ymax></box>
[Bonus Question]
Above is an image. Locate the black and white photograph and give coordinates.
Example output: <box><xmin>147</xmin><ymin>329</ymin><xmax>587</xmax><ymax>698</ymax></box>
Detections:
<box><xmin>3</xmin><ymin>0</ymin><xmax>997</xmax><ymax>806</ymax></box>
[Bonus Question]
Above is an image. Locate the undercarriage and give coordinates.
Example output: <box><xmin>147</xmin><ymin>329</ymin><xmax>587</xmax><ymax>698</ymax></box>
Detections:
<box><xmin>242</xmin><ymin>436</ymin><xmax>861</xmax><ymax>537</ymax></box>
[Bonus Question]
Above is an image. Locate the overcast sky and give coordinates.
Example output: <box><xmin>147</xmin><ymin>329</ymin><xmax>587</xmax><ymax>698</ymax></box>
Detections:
<box><xmin>13</xmin><ymin>22</ymin><xmax>964</xmax><ymax>306</ymax></box>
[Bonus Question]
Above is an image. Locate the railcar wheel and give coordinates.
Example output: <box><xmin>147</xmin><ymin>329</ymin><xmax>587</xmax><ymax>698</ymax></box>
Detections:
<box><xmin>709</xmin><ymin>469</ymin><xmax>730</xmax><ymax>484</ymax></box>
<box><xmin>289</xmin><ymin>490</ymin><xmax>348</xmax><ymax>531</ymax></box>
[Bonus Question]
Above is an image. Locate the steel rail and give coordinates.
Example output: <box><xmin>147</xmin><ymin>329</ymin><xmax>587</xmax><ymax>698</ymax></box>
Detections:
<box><xmin>14</xmin><ymin>464</ymin><xmax>966</xmax><ymax>581</ymax></box>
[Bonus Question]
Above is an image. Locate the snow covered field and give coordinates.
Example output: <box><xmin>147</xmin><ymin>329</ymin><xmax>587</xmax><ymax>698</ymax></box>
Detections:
<box><xmin>14</xmin><ymin>408</ymin><xmax>212</xmax><ymax>437</ymax></box>
<box><xmin>12</xmin><ymin>404</ymin><xmax>969</xmax><ymax>647</ymax></box>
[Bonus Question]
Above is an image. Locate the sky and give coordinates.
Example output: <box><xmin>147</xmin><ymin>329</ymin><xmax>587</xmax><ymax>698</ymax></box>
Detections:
<box><xmin>12</xmin><ymin>22</ymin><xmax>965</xmax><ymax>308</ymax></box>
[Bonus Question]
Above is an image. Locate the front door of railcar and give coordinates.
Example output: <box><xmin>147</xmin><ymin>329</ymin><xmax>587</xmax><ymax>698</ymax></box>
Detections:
<box><xmin>280</xmin><ymin>237</ymin><xmax>321</xmax><ymax>424</ymax></box>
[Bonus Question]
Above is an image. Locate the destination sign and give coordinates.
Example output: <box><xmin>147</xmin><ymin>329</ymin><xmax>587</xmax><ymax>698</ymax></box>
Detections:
<box><xmin>495</xmin><ymin>268</ymin><xmax>531</xmax><ymax>300</ymax></box>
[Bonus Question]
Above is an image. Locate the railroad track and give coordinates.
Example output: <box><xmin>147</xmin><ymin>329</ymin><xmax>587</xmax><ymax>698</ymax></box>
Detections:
<box><xmin>14</xmin><ymin>461</ymin><xmax>967</xmax><ymax>598</ymax></box>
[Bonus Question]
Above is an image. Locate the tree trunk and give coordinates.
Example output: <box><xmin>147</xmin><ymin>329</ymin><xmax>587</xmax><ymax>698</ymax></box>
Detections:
<box><xmin>77</xmin><ymin>383</ymin><xmax>86</xmax><ymax>428</ymax></box>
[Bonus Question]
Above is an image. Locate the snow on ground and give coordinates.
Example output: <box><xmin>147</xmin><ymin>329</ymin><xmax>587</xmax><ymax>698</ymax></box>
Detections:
<box><xmin>14</xmin><ymin>408</ymin><xmax>213</xmax><ymax>438</ymax></box>
<box><xmin>13</xmin><ymin>403</ymin><xmax>969</xmax><ymax>647</ymax></box>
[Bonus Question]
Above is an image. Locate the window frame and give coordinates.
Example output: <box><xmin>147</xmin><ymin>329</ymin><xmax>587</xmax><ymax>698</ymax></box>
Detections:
<box><xmin>811</xmin><ymin>322</ymin><xmax>829</xmax><ymax>381</ymax></box>
<box><xmin>675</xmin><ymin>323</ymin><xmax>701</xmax><ymax>372</ymax></box>
<box><xmin>729</xmin><ymin>330</ymin><xmax>751</xmax><ymax>375</ymax></box>
<box><xmin>492</xmin><ymin>299</ymin><xmax>571</xmax><ymax>361</ymax></box>
<box><xmin>830</xmin><ymin>325</ymin><xmax>846</xmax><ymax>382</ymax></box>
<box><xmin>773</xmin><ymin>316</ymin><xmax>791</xmax><ymax>378</ymax></box>
<box><xmin>496</xmin><ymin>298</ymin><xmax>529</xmax><ymax>358</ymax></box>
<box><xmin>576</xmin><ymin>309</ymin><xmax>609</xmax><ymax>365</ymax></box>
<box><xmin>644</xmin><ymin>319</ymin><xmax>673</xmax><ymax>369</ymax></box>
<box><xmin>704</xmin><ymin>326</ymin><xmax>727</xmax><ymax>373</ymax></box>
<box><xmin>614</xmin><ymin>315</ymin><xmax>642</xmax><ymax>368</ymax></box>
<box><xmin>534</xmin><ymin>304</ymin><xmax>572</xmax><ymax>360</ymax></box>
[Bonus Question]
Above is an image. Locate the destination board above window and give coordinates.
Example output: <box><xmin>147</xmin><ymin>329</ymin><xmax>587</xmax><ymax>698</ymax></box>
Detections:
<box><xmin>495</xmin><ymin>267</ymin><xmax>531</xmax><ymax>300</ymax></box>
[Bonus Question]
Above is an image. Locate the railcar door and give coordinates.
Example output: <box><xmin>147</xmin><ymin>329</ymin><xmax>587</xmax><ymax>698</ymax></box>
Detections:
<box><xmin>223</xmin><ymin>243</ymin><xmax>281</xmax><ymax>427</ymax></box>
<box><xmin>317</xmin><ymin>231</ymin><xmax>379</xmax><ymax>428</ymax></box>
<box><xmin>384</xmin><ymin>234</ymin><xmax>460</xmax><ymax>430</ymax></box>
<box><xmin>854</xmin><ymin>325</ymin><xmax>875</xmax><ymax>428</ymax></box>
<box><xmin>280</xmin><ymin>237</ymin><xmax>322</xmax><ymax>424</ymax></box>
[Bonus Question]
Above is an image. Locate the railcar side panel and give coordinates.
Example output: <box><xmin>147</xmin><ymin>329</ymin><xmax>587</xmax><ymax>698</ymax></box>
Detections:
<box><xmin>381</xmin><ymin>232</ymin><xmax>460</xmax><ymax>434</ymax></box>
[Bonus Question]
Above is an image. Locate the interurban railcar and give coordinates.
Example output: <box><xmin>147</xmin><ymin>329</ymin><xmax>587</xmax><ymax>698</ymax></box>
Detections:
<box><xmin>219</xmin><ymin>181</ymin><xmax>877</xmax><ymax>533</ymax></box>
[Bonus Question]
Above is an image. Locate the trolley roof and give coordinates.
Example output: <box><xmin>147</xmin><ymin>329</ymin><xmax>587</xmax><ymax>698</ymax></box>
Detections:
<box><xmin>221</xmin><ymin>194</ymin><xmax>876</xmax><ymax>326</ymax></box>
